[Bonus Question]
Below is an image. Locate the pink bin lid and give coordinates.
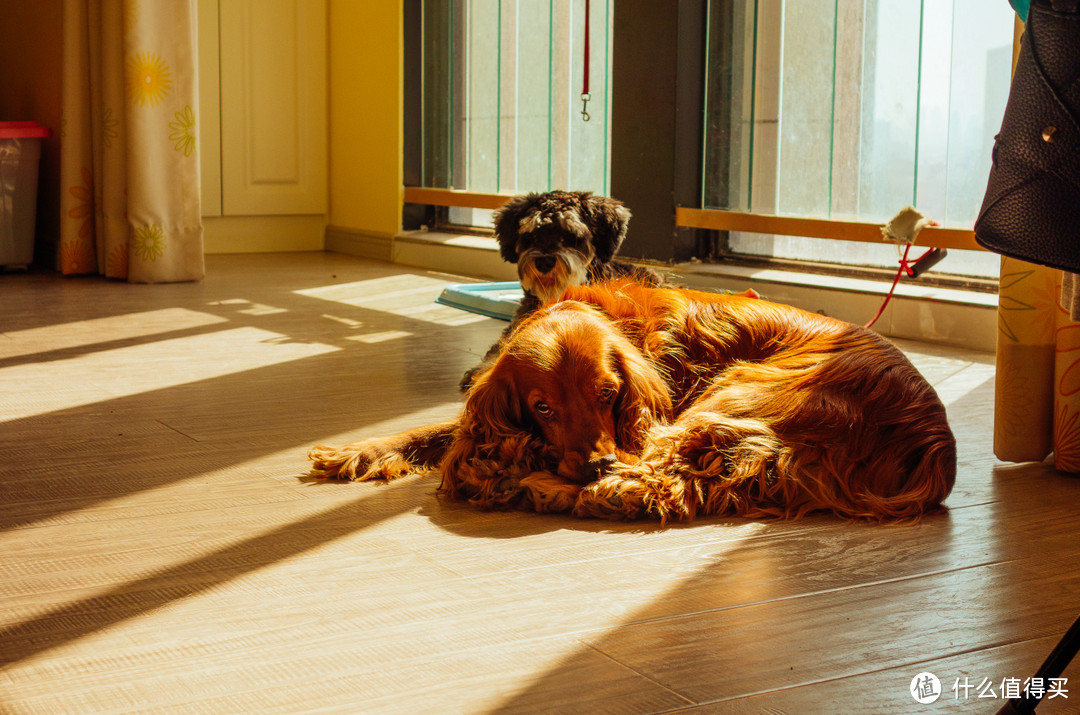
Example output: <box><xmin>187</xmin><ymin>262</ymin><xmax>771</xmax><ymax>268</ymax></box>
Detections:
<box><xmin>0</xmin><ymin>121</ymin><xmax>52</xmax><ymax>139</ymax></box>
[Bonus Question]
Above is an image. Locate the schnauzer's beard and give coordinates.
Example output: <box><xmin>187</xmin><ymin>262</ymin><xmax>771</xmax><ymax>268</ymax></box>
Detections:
<box><xmin>518</xmin><ymin>249</ymin><xmax>590</xmax><ymax>303</ymax></box>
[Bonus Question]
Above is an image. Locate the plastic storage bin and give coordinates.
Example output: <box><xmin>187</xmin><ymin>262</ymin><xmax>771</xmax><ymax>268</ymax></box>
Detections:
<box><xmin>1</xmin><ymin>121</ymin><xmax>51</xmax><ymax>270</ymax></box>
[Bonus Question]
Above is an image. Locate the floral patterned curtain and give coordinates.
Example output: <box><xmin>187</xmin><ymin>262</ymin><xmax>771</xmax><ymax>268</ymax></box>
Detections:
<box><xmin>994</xmin><ymin>259</ymin><xmax>1080</xmax><ymax>472</ymax></box>
<box><xmin>60</xmin><ymin>0</ymin><xmax>203</xmax><ymax>283</ymax></box>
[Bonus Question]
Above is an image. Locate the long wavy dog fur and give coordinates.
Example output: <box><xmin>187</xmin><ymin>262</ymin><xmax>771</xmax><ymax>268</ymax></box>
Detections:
<box><xmin>311</xmin><ymin>282</ymin><xmax>956</xmax><ymax>523</ymax></box>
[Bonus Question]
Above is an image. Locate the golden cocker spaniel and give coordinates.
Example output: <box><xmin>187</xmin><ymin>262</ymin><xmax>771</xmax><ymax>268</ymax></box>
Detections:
<box><xmin>310</xmin><ymin>282</ymin><xmax>956</xmax><ymax>522</ymax></box>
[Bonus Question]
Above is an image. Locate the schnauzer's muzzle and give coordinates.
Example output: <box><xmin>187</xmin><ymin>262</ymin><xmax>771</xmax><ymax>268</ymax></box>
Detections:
<box><xmin>518</xmin><ymin>249</ymin><xmax>590</xmax><ymax>303</ymax></box>
<box><xmin>533</xmin><ymin>255</ymin><xmax>558</xmax><ymax>274</ymax></box>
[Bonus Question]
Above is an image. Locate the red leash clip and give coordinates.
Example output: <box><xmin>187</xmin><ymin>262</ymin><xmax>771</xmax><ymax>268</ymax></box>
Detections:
<box><xmin>903</xmin><ymin>247</ymin><xmax>948</xmax><ymax>278</ymax></box>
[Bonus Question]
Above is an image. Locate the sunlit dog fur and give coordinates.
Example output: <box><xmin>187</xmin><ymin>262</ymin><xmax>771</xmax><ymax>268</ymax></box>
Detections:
<box><xmin>460</xmin><ymin>191</ymin><xmax>668</xmax><ymax>391</ymax></box>
<box><xmin>310</xmin><ymin>282</ymin><xmax>957</xmax><ymax>523</ymax></box>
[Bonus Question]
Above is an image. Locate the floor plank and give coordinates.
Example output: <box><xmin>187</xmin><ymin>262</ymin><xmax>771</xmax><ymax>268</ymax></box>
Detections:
<box><xmin>1</xmin><ymin>252</ymin><xmax>1077</xmax><ymax>714</ymax></box>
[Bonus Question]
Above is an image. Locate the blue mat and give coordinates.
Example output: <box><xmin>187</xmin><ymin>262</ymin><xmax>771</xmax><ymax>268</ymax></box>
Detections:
<box><xmin>436</xmin><ymin>281</ymin><xmax>523</xmax><ymax>321</ymax></box>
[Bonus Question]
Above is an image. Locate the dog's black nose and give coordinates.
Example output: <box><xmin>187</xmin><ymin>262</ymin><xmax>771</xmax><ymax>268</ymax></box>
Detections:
<box><xmin>534</xmin><ymin>255</ymin><xmax>558</xmax><ymax>274</ymax></box>
<box><xmin>582</xmin><ymin>453</ymin><xmax>618</xmax><ymax>480</ymax></box>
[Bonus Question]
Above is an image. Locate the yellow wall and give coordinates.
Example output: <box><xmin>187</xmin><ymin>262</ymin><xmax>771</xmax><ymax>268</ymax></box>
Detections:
<box><xmin>327</xmin><ymin>0</ymin><xmax>403</xmax><ymax>240</ymax></box>
<box><xmin>0</xmin><ymin>0</ymin><xmax>405</xmax><ymax>263</ymax></box>
<box><xmin>0</xmin><ymin>0</ymin><xmax>62</xmax><ymax>265</ymax></box>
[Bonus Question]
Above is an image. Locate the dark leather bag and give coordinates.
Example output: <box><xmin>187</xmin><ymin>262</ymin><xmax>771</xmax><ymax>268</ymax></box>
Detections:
<box><xmin>975</xmin><ymin>0</ymin><xmax>1080</xmax><ymax>273</ymax></box>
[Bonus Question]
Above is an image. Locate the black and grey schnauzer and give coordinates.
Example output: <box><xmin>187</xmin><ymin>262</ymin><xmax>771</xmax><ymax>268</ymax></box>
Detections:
<box><xmin>460</xmin><ymin>190</ymin><xmax>669</xmax><ymax>390</ymax></box>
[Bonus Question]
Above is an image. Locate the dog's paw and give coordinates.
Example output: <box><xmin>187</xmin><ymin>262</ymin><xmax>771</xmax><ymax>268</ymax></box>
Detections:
<box><xmin>519</xmin><ymin>471</ymin><xmax>581</xmax><ymax>513</ymax></box>
<box><xmin>307</xmin><ymin>442</ymin><xmax>415</xmax><ymax>482</ymax></box>
<box><xmin>573</xmin><ymin>474</ymin><xmax>649</xmax><ymax>520</ymax></box>
<box><xmin>573</xmin><ymin>469</ymin><xmax>692</xmax><ymax>523</ymax></box>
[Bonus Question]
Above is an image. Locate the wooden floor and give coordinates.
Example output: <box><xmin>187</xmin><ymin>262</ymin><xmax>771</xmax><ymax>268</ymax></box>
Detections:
<box><xmin>2</xmin><ymin>252</ymin><xmax>1078</xmax><ymax>714</ymax></box>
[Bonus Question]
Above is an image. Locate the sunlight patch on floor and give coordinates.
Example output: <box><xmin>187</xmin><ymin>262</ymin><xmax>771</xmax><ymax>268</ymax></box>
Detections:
<box><xmin>207</xmin><ymin>298</ymin><xmax>289</xmax><ymax>316</ymax></box>
<box><xmin>0</xmin><ymin>308</ymin><xmax>228</xmax><ymax>361</ymax></box>
<box><xmin>320</xmin><ymin>314</ymin><xmax>362</xmax><ymax>327</ymax></box>
<box><xmin>308</xmin><ymin>402</ymin><xmax>464</xmax><ymax>448</ymax></box>
<box><xmin>294</xmin><ymin>274</ymin><xmax>491</xmax><ymax>326</ymax></box>
<box><xmin>0</xmin><ymin>510</ymin><xmax>770</xmax><ymax>714</ymax></box>
<box><xmin>933</xmin><ymin>362</ymin><xmax>996</xmax><ymax>408</ymax></box>
<box><xmin>0</xmin><ymin>484</ymin><xmax>434</xmax><ymax>688</ymax></box>
<box><xmin>0</xmin><ymin>327</ymin><xmax>338</xmax><ymax>423</ymax></box>
<box><xmin>347</xmin><ymin>330</ymin><xmax>414</xmax><ymax>344</ymax></box>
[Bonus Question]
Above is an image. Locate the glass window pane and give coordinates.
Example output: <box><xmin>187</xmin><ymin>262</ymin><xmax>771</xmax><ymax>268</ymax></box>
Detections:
<box><xmin>941</xmin><ymin>0</ymin><xmax>1013</xmax><ymax>225</ymax></box>
<box><xmin>856</xmin><ymin>2</ymin><xmax>922</xmax><ymax>222</ymax></box>
<box><xmin>702</xmin><ymin>0</ymin><xmax>1014</xmax><ymax>278</ymax></box>
<box><xmin>703</xmin><ymin>0</ymin><xmax>756</xmax><ymax>211</ymax></box>
<box><xmin>727</xmin><ymin>234</ymin><xmax>1001</xmax><ymax>278</ymax></box>
<box><xmin>568</xmin><ymin>0</ymin><xmax>611</xmax><ymax>193</ymax></box>
<box><xmin>776</xmin><ymin>0</ymin><xmax>836</xmax><ymax>218</ymax></box>
<box><xmin>514</xmin><ymin>1</ymin><xmax>554</xmax><ymax>191</ymax></box>
<box><xmin>421</xmin><ymin>0</ymin><xmax>613</xmax><ymax>223</ymax></box>
<box><xmin>420</xmin><ymin>0</ymin><xmax>458</xmax><ymax>188</ymax></box>
<box><xmin>466</xmin><ymin>0</ymin><xmax>500</xmax><ymax>192</ymax></box>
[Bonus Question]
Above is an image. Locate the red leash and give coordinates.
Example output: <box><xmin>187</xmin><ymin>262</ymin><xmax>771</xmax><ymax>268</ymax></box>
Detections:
<box><xmin>864</xmin><ymin>245</ymin><xmax>946</xmax><ymax>329</ymax></box>
<box><xmin>581</xmin><ymin>0</ymin><xmax>591</xmax><ymax>121</ymax></box>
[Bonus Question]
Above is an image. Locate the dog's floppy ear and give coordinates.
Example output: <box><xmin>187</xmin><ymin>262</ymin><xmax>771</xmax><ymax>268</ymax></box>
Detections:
<box><xmin>611</xmin><ymin>339</ymin><xmax>671</xmax><ymax>451</ymax></box>
<box><xmin>492</xmin><ymin>194</ymin><xmax>539</xmax><ymax>264</ymax></box>
<box><xmin>461</xmin><ymin>364</ymin><xmax>525</xmax><ymax>440</ymax></box>
<box><xmin>581</xmin><ymin>194</ymin><xmax>632</xmax><ymax>263</ymax></box>
<box><xmin>439</xmin><ymin>363</ymin><xmax>539</xmax><ymax>506</ymax></box>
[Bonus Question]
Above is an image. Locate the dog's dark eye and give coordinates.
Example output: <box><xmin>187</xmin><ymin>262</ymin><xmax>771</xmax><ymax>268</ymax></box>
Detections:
<box><xmin>534</xmin><ymin>401</ymin><xmax>554</xmax><ymax>418</ymax></box>
<box><xmin>599</xmin><ymin>387</ymin><xmax>616</xmax><ymax>403</ymax></box>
